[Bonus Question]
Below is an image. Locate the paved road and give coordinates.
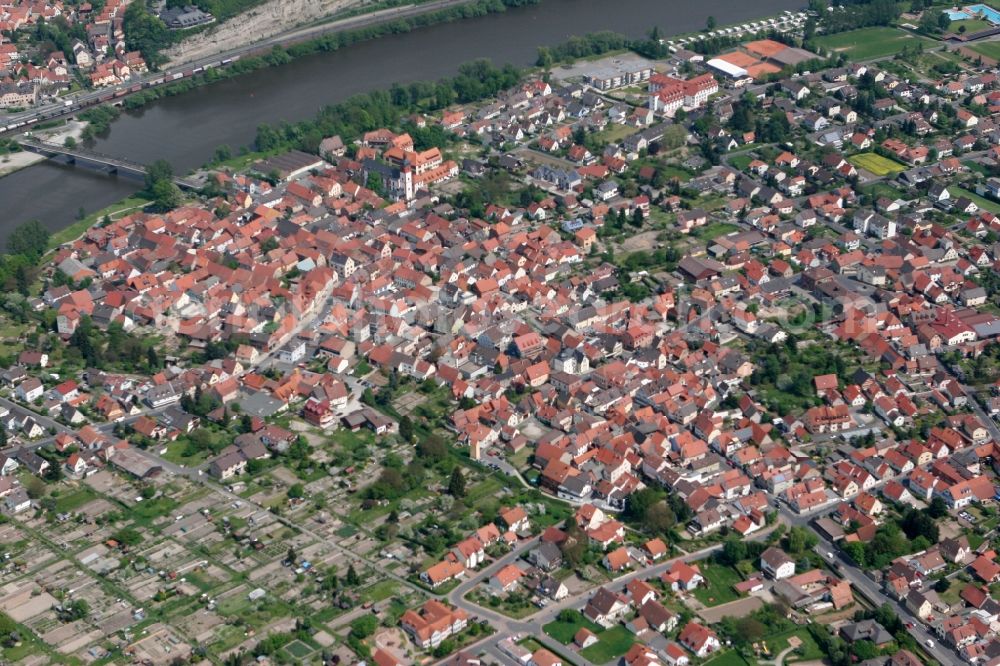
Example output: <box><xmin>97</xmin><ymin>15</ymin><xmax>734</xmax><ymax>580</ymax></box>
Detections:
<box><xmin>810</xmin><ymin>536</ymin><xmax>958</xmax><ymax>666</ymax></box>
<box><xmin>773</xmin><ymin>501</ymin><xmax>957</xmax><ymax>663</ymax></box>
<box><xmin>439</xmin><ymin>525</ymin><xmax>787</xmax><ymax>665</ymax></box>
<box><xmin>957</xmin><ymin>376</ymin><xmax>1000</xmax><ymax>443</ymax></box>
<box><xmin>0</xmin><ymin>394</ymin><xmax>70</xmax><ymax>436</ymax></box>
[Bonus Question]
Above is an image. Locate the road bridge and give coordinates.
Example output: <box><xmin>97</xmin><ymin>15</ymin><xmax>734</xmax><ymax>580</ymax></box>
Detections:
<box><xmin>18</xmin><ymin>138</ymin><xmax>199</xmax><ymax>190</ymax></box>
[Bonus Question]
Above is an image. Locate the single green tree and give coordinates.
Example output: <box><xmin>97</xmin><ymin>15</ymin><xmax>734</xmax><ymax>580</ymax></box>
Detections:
<box><xmin>146</xmin><ymin>346</ymin><xmax>159</xmax><ymax>370</ymax></box>
<box><xmin>399</xmin><ymin>416</ymin><xmax>414</xmax><ymax>442</ymax></box>
<box><xmin>448</xmin><ymin>467</ymin><xmax>466</xmax><ymax>498</ymax></box>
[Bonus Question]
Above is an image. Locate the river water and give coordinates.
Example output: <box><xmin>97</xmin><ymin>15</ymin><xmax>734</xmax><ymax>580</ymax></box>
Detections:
<box><xmin>1</xmin><ymin>0</ymin><xmax>800</xmax><ymax>243</ymax></box>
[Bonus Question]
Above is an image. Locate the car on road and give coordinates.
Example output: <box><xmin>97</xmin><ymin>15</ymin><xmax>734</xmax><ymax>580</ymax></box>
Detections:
<box><xmin>926</xmin><ymin>639</ymin><xmax>934</xmax><ymax>648</ymax></box>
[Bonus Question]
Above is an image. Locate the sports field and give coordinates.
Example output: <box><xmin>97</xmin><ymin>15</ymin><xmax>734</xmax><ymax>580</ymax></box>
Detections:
<box><xmin>814</xmin><ymin>27</ymin><xmax>935</xmax><ymax>61</ymax></box>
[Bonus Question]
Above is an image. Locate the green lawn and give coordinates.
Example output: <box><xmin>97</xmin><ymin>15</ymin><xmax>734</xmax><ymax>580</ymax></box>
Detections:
<box><xmin>160</xmin><ymin>440</ymin><xmax>212</xmax><ymax>467</ymax></box>
<box><xmin>937</xmin><ymin>581</ymin><xmax>963</xmax><ymax>607</ymax></box>
<box><xmin>131</xmin><ymin>496</ymin><xmax>180</xmax><ymax>523</ymax></box>
<box><xmin>508</xmin><ymin>446</ymin><xmax>533</xmax><ymax>470</ymax></box>
<box><xmin>698</xmin><ymin>195</ymin><xmax>733</xmax><ymax>212</ymax></box>
<box><xmin>591</xmin><ymin>124</ymin><xmax>637</xmax><ymax>146</ymax></box>
<box><xmin>704</xmin><ymin>651</ymin><xmax>751</xmax><ymax>666</ymax></box>
<box><xmin>464</xmin><ymin>476</ymin><xmax>503</xmax><ymax>504</ymax></box>
<box><xmin>954</xmin><ymin>187</ymin><xmax>1000</xmax><ymax>214</ymax></box>
<box><xmin>53</xmin><ymin>487</ymin><xmax>98</xmax><ymax>513</ymax></box>
<box><xmin>862</xmin><ymin>181</ymin><xmax>907</xmax><ymax>201</ymax></box>
<box><xmin>468</xmin><ymin>591</ymin><xmax>537</xmax><ymax>619</ymax></box>
<box><xmin>692</xmin><ymin>563</ymin><xmax>741</xmax><ymax>606</ymax></box>
<box><xmin>728</xmin><ymin>154</ymin><xmax>754</xmax><ymax>172</ymax></box>
<box><xmin>330</xmin><ymin>428</ymin><xmax>375</xmax><ymax>452</ymax></box>
<box><xmin>0</xmin><ymin>629</ymin><xmax>52</xmax><ymax>663</ymax></box>
<box><xmin>950</xmin><ymin>18</ymin><xmax>995</xmax><ymax>34</ymax></box>
<box><xmin>544</xmin><ymin>615</ymin><xmax>604</xmax><ymax>644</ymax></box>
<box><xmin>48</xmin><ymin>195</ymin><xmax>152</xmax><ymax>249</ymax></box>
<box><xmin>814</xmin><ymin>27</ymin><xmax>935</xmax><ymax>61</ymax></box>
<box><xmin>579</xmin><ymin>625</ymin><xmax>635</xmax><ymax>664</ymax></box>
<box><xmin>768</xmin><ymin>628</ymin><xmax>825</xmax><ymax>661</ymax></box>
<box><xmin>658</xmin><ymin>165</ymin><xmax>694</xmax><ymax>182</ymax></box>
<box><xmin>848</xmin><ymin>152</ymin><xmax>906</xmax><ymax>176</ymax></box>
<box><xmin>970</xmin><ymin>40</ymin><xmax>1000</xmax><ymax>62</ymax></box>
<box><xmin>965</xmin><ymin>160</ymin><xmax>992</xmax><ymax>176</ymax></box>
<box><xmin>361</xmin><ymin>580</ymin><xmax>398</xmax><ymax>603</ymax></box>
<box><xmin>694</xmin><ymin>222</ymin><xmax>740</xmax><ymax>240</ymax></box>
<box><xmin>283</xmin><ymin>640</ymin><xmax>314</xmax><ymax>659</ymax></box>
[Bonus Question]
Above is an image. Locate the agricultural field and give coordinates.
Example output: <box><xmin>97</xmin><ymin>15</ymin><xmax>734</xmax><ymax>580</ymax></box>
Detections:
<box><xmin>848</xmin><ymin>152</ymin><xmax>906</xmax><ymax>176</ymax></box>
<box><xmin>814</xmin><ymin>27</ymin><xmax>935</xmax><ymax>60</ymax></box>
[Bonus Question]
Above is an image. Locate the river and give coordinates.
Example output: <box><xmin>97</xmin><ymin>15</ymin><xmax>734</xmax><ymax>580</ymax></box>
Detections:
<box><xmin>1</xmin><ymin>0</ymin><xmax>800</xmax><ymax>243</ymax></box>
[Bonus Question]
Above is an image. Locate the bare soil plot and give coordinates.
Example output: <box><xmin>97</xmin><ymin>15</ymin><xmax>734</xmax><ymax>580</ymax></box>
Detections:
<box><xmin>697</xmin><ymin>595</ymin><xmax>763</xmax><ymax>624</ymax></box>
<box><xmin>3</xmin><ymin>589</ymin><xmax>58</xmax><ymax>622</ymax></box>
<box><xmin>618</xmin><ymin>230</ymin><xmax>662</xmax><ymax>253</ymax></box>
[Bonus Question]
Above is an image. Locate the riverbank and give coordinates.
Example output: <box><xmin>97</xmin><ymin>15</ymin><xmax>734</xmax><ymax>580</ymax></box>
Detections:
<box><xmin>0</xmin><ymin>0</ymin><xmax>803</xmax><ymax>247</ymax></box>
<box><xmin>0</xmin><ymin>120</ymin><xmax>87</xmax><ymax>178</ymax></box>
<box><xmin>48</xmin><ymin>195</ymin><xmax>153</xmax><ymax>250</ymax></box>
<box><xmin>0</xmin><ymin>1</ymin><xmax>519</xmax><ymax>181</ymax></box>
<box><xmin>0</xmin><ymin>0</ymin><xmax>539</xmax><ymax>136</ymax></box>
<box><xmin>164</xmin><ymin>0</ymin><xmax>375</xmax><ymax>66</ymax></box>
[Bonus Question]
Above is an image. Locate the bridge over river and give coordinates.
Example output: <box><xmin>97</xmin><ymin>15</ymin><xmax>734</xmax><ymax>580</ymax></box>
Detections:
<box><xmin>18</xmin><ymin>138</ymin><xmax>200</xmax><ymax>190</ymax></box>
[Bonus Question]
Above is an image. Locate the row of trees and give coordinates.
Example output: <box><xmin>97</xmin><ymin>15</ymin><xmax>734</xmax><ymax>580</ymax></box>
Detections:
<box><xmin>814</xmin><ymin>0</ymin><xmax>903</xmax><ymax>35</ymax></box>
<box><xmin>536</xmin><ymin>31</ymin><xmax>631</xmax><ymax>67</ymax></box>
<box><xmin>253</xmin><ymin>59</ymin><xmax>521</xmax><ymax>158</ymax></box>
